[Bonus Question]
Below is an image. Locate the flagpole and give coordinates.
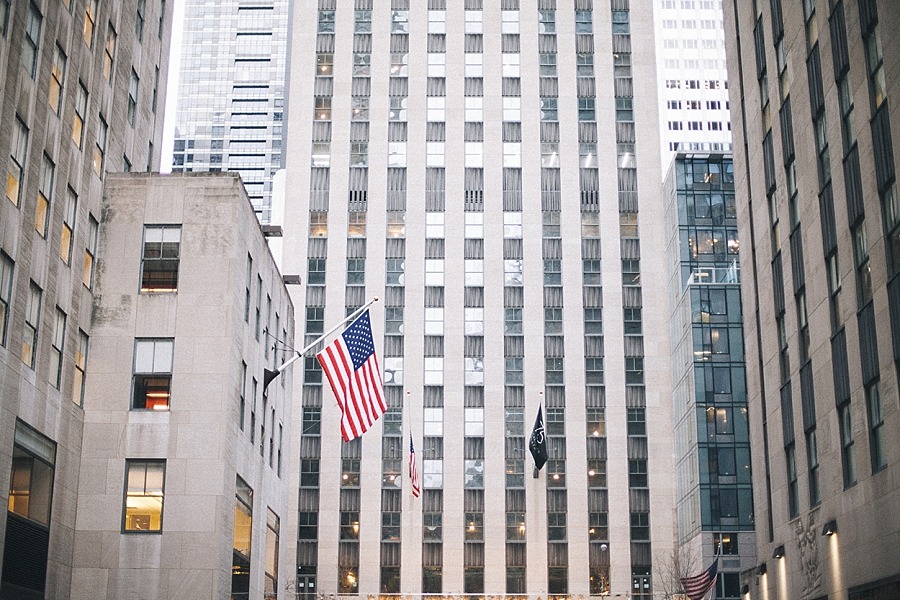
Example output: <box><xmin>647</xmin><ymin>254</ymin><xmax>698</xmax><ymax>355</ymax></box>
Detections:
<box><xmin>263</xmin><ymin>297</ymin><xmax>379</xmax><ymax>392</ymax></box>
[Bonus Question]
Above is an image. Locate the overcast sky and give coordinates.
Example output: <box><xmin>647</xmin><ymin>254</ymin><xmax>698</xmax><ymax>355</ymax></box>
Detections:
<box><xmin>160</xmin><ymin>1</ymin><xmax>185</xmax><ymax>174</ymax></box>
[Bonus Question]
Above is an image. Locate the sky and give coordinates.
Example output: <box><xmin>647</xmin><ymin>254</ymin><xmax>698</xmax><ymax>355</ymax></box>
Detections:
<box><xmin>160</xmin><ymin>1</ymin><xmax>185</xmax><ymax>174</ymax></box>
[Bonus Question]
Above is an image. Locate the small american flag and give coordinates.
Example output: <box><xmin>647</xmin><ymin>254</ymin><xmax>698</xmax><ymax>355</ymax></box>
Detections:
<box><xmin>317</xmin><ymin>310</ymin><xmax>386</xmax><ymax>441</ymax></box>
<box><xmin>680</xmin><ymin>556</ymin><xmax>719</xmax><ymax>600</ymax></box>
<box><xmin>409</xmin><ymin>434</ymin><xmax>421</xmax><ymax>497</ymax></box>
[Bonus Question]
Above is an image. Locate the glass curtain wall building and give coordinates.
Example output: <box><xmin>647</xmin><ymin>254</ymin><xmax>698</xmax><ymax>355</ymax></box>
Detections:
<box><xmin>664</xmin><ymin>154</ymin><xmax>756</xmax><ymax>600</ymax></box>
<box><xmin>283</xmin><ymin>1</ymin><xmax>675</xmax><ymax>597</ymax></box>
<box><xmin>171</xmin><ymin>0</ymin><xmax>289</xmax><ymax>223</ymax></box>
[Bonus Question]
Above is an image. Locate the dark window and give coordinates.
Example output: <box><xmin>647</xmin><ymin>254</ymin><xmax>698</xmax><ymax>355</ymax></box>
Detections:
<box><xmin>140</xmin><ymin>226</ymin><xmax>181</xmax><ymax>292</ymax></box>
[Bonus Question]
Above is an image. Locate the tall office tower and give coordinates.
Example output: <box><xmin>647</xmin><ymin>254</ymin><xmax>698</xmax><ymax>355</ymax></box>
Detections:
<box><xmin>663</xmin><ymin>153</ymin><xmax>756</xmax><ymax>600</ymax></box>
<box><xmin>171</xmin><ymin>0</ymin><xmax>289</xmax><ymax>224</ymax></box>
<box><xmin>71</xmin><ymin>173</ymin><xmax>294</xmax><ymax>599</ymax></box>
<box><xmin>283</xmin><ymin>1</ymin><xmax>675</xmax><ymax>597</ymax></box>
<box><xmin>654</xmin><ymin>0</ymin><xmax>733</xmax><ymax>163</ymax></box>
<box><xmin>0</xmin><ymin>1</ymin><xmax>172</xmax><ymax>597</ymax></box>
<box><xmin>725</xmin><ymin>0</ymin><xmax>900</xmax><ymax>598</ymax></box>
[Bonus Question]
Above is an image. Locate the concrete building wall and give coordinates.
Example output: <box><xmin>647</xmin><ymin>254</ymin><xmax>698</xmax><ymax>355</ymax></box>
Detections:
<box><xmin>71</xmin><ymin>173</ymin><xmax>294</xmax><ymax>599</ymax></box>
<box><xmin>0</xmin><ymin>2</ymin><xmax>171</xmax><ymax>597</ymax></box>
<box><xmin>725</xmin><ymin>0</ymin><xmax>900</xmax><ymax>597</ymax></box>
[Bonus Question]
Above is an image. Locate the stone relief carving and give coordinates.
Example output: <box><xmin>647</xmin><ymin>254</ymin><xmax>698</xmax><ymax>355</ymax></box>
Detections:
<box><xmin>796</xmin><ymin>513</ymin><xmax>821</xmax><ymax>598</ymax></box>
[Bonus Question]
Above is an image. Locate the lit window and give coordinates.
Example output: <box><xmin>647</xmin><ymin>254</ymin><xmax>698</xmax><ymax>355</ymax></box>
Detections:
<box><xmin>8</xmin><ymin>420</ymin><xmax>55</xmax><ymax>527</ymax></box>
<box><xmin>140</xmin><ymin>225</ymin><xmax>181</xmax><ymax>292</ymax></box>
<box><xmin>348</xmin><ymin>211</ymin><xmax>366</xmax><ymax>237</ymax></box>
<box><xmin>84</xmin><ymin>0</ymin><xmax>97</xmax><ymax>47</ymax></box>
<box><xmin>73</xmin><ymin>82</ymin><xmax>87</xmax><ymax>148</ymax></box>
<box><xmin>233</xmin><ymin>477</ymin><xmax>253</xmax><ymax>593</ymax></box>
<box><xmin>123</xmin><ymin>459</ymin><xmax>165</xmax><ymax>532</ymax></box>
<box><xmin>49</xmin><ymin>44</ymin><xmax>66</xmax><ymax>114</ymax></box>
<box><xmin>93</xmin><ymin>116</ymin><xmax>108</xmax><ymax>176</ymax></box>
<box><xmin>309</xmin><ymin>211</ymin><xmax>327</xmax><ymax>237</ymax></box>
<box><xmin>132</xmin><ymin>339</ymin><xmax>174</xmax><ymax>410</ymax></box>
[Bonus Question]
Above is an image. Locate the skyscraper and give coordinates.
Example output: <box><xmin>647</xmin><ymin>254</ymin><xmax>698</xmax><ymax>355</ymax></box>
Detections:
<box><xmin>654</xmin><ymin>0</ymin><xmax>733</xmax><ymax>162</ymax></box>
<box><xmin>171</xmin><ymin>0</ymin><xmax>289</xmax><ymax>224</ymax></box>
<box><xmin>664</xmin><ymin>153</ymin><xmax>756</xmax><ymax>599</ymax></box>
<box><xmin>0</xmin><ymin>1</ymin><xmax>172</xmax><ymax>597</ymax></box>
<box><xmin>282</xmin><ymin>1</ymin><xmax>675</xmax><ymax>596</ymax></box>
<box><xmin>725</xmin><ymin>0</ymin><xmax>900</xmax><ymax>598</ymax></box>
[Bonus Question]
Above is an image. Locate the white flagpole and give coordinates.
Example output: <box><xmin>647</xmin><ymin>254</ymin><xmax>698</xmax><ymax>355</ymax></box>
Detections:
<box><xmin>263</xmin><ymin>297</ymin><xmax>379</xmax><ymax>392</ymax></box>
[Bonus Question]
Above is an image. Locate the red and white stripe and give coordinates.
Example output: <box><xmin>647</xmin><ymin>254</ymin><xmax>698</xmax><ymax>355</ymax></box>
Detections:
<box><xmin>317</xmin><ymin>338</ymin><xmax>386</xmax><ymax>442</ymax></box>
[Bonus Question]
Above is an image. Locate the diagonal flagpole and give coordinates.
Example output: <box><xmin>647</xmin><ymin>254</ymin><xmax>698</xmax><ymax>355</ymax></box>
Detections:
<box><xmin>263</xmin><ymin>297</ymin><xmax>379</xmax><ymax>395</ymax></box>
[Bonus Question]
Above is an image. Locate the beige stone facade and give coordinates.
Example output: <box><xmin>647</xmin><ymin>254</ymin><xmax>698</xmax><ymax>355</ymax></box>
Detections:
<box><xmin>71</xmin><ymin>173</ymin><xmax>294</xmax><ymax>599</ymax></box>
<box><xmin>0</xmin><ymin>2</ymin><xmax>171</xmax><ymax>597</ymax></box>
<box><xmin>725</xmin><ymin>0</ymin><xmax>900</xmax><ymax>597</ymax></box>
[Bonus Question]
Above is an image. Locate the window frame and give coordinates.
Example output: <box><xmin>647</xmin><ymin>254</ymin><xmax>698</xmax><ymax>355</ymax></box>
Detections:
<box><xmin>122</xmin><ymin>459</ymin><xmax>166</xmax><ymax>533</ymax></box>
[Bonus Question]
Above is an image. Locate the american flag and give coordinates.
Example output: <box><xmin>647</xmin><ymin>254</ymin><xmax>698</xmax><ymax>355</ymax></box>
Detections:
<box><xmin>409</xmin><ymin>433</ymin><xmax>421</xmax><ymax>497</ymax></box>
<box><xmin>316</xmin><ymin>310</ymin><xmax>386</xmax><ymax>441</ymax></box>
<box><xmin>680</xmin><ymin>556</ymin><xmax>719</xmax><ymax>600</ymax></box>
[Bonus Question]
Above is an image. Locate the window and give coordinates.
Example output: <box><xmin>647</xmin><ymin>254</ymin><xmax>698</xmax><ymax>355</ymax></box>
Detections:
<box><xmin>575</xmin><ymin>10</ymin><xmax>592</xmax><ymax>33</ymax></box>
<box><xmin>73</xmin><ymin>329</ymin><xmax>88</xmax><ymax>405</ymax></box>
<box><xmin>8</xmin><ymin>420</ymin><xmax>56</xmax><ymax>527</ymax></box>
<box><xmin>22</xmin><ymin>282</ymin><xmax>41</xmax><ymax>369</ymax></box>
<box><xmin>123</xmin><ymin>459</ymin><xmax>165</xmax><ymax>532</ymax></box>
<box><xmin>22</xmin><ymin>3</ymin><xmax>41</xmax><ymax>78</ymax></box>
<box><xmin>265</xmin><ymin>509</ymin><xmax>280</xmax><ymax>598</ymax></box>
<box><xmin>132</xmin><ymin>339</ymin><xmax>174</xmax><ymax>410</ymax></box>
<box><xmin>83</xmin><ymin>0</ymin><xmax>97</xmax><ymax>47</ymax></box>
<box><xmin>73</xmin><ymin>82</ymin><xmax>87</xmax><ymax>148</ymax></box>
<box><xmin>233</xmin><ymin>477</ymin><xmax>253</xmax><ymax>596</ymax></box>
<box><xmin>7</xmin><ymin>116</ymin><xmax>28</xmax><ymax>207</ymax></box>
<box><xmin>48</xmin><ymin>308</ymin><xmax>65</xmax><ymax>389</ymax></box>
<box><xmin>60</xmin><ymin>188</ymin><xmax>76</xmax><ymax>264</ymax></box>
<box><xmin>135</xmin><ymin>0</ymin><xmax>146</xmax><ymax>41</ymax></box>
<box><xmin>128</xmin><ymin>69</ymin><xmax>139</xmax><ymax>127</ymax></box>
<box><xmin>103</xmin><ymin>23</ymin><xmax>116</xmax><ymax>80</ymax></box>
<box><xmin>91</xmin><ymin>115</ymin><xmax>107</xmax><ymax>177</ymax></box>
<box><xmin>839</xmin><ymin>402</ymin><xmax>856</xmax><ymax>487</ymax></box>
<box><xmin>35</xmin><ymin>154</ymin><xmax>53</xmax><ymax>237</ymax></box>
<box><xmin>0</xmin><ymin>252</ymin><xmax>11</xmax><ymax>347</ymax></box>
<box><xmin>866</xmin><ymin>382</ymin><xmax>886</xmax><ymax>472</ymax></box>
<box><xmin>140</xmin><ymin>225</ymin><xmax>181</xmax><ymax>292</ymax></box>
<box><xmin>49</xmin><ymin>44</ymin><xmax>66</xmax><ymax>114</ymax></box>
